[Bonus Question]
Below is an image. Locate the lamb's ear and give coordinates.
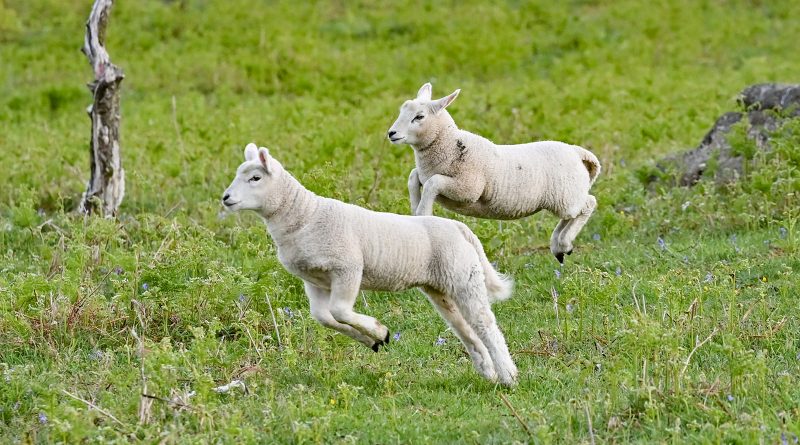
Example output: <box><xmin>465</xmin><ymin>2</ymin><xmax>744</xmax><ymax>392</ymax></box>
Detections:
<box><xmin>430</xmin><ymin>89</ymin><xmax>460</xmax><ymax>114</ymax></box>
<box><xmin>258</xmin><ymin>147</ymin><xmax>273</xmax><ymax>174</ymax></box>
<box><xmin>416</xmin><ymin>82</ymin><xmax>432</xmax><ymax>101</ymax></box>
<box><xmin>244</xmin><ymin>143</ymin><xmax>258</xmax><ymax>161</ymax></box>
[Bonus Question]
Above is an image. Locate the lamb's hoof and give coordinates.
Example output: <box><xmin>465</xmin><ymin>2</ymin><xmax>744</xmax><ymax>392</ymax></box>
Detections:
<box><xmin>371</xmin><ymin>341</ymin><xmax>382</xmax><ymax>352</ymax></box>
<box><xmin>567</xmin><ymin>250</ymin><xmax>573</xmax><ymax>256</ymax></box>
<box><xmin>384</xmin><ymin>331</ymin><xmax>391</xmax><ymax>345</ymax></box>
<box><xmin>555</xmin><ymin>252</ymin><xmax>564</xmax><ymax>264</ymax></box>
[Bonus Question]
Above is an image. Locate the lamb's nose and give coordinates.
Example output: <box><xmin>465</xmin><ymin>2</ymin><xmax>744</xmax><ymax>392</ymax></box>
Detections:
<box><xmin>222</xmin><ymin>193</ymin><xmax>230</xmax><ymax>202</ymax></box>
<box><xmin>388</xmin><ymin>130</ymin><xmax>397</xmax><ymax>138</ymax></box>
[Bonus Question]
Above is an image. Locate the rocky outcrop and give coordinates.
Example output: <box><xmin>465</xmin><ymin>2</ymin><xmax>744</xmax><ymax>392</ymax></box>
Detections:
<box><xmin>660</xmin><ymin>83</ymin><xmax>800</xmax><ymax>186</ymax></box>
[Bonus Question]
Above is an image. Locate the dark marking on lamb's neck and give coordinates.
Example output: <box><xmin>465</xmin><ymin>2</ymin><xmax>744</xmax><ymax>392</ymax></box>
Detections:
<box><xmin>455</xmin><ymin>139</ymin><xmax>467</xmax><ymax>162</ymax></box>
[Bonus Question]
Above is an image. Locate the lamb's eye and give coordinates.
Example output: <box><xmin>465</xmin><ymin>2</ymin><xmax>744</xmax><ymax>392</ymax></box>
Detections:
<box><xmin>249</xmin><ymin>175</ymin><xmax>261</xmax><ymax>183</ymax></box>
<box><xmin>412</xmin><ymin>115</ymin><xmax>424</xmax><ymax>122</ymax></box>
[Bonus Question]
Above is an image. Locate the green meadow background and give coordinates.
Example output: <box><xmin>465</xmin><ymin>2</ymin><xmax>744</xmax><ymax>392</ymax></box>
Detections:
<box><xmin>1</xmin><ymin>0</ymin><xmax>799</xmax><ymax>442</ymax></box>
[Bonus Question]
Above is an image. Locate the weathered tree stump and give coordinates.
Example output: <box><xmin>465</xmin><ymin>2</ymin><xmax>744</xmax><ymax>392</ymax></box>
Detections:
<box><xmin>657</xmin><ymin>83</ymin><xmax>800</xmax><ymax>186</ymax></box>
<box><xmin>78</xmin><ymin>0</ymin><xmax>125</xmax><ymax>217</ymax></box>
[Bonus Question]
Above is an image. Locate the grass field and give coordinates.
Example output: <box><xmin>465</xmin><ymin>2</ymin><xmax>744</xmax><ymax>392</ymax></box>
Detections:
<box><xmin>2</xmin><ymin>0</ymin><xmax>800</xmax><ymax>443</ymax></box>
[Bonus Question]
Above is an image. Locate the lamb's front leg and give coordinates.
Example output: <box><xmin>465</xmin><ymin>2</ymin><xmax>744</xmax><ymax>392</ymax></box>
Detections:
<box><xmin>305</xmin><ymin>282</ymin><xmax>375</xmax><ymax>348</ymax></box>
<box><xmin>327</xmin><ymin>272</ymin><xmax>391</xmax><ymax>351</ymax></box>
<box><xmin>407</xmin><ymin>168</ymin><xmax>422</xmax><ymax>215</ymax></box>
<box><xmin>416</xmin><ymin>174</ymin><xmax>481</xmax><ymax>216</ymax></box>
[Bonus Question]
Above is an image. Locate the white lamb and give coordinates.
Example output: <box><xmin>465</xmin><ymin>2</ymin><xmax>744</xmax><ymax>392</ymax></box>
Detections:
<box><xmin>222</xmin><ymin>143</ymin><xmax>518</xmax><ymax>385</ymax></box>
<box><xmin>387</xmin><ymin>83</ymin><xmax>601</xmax><ymax>263</ymax></box>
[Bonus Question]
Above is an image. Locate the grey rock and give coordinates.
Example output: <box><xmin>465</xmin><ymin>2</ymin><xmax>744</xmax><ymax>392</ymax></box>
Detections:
<box><xmin>658</xmin><ymin>83</ymin><xmax>800</xmax><ymax>186</ymax></box>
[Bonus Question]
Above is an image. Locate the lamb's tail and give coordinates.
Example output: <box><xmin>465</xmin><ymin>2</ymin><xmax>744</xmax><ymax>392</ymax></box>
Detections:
<box><xmin>455</xmin><ymin>222</ymin><xmax>514</xmax><ymax>303</ymax></box>
<box><xmin>574</xmin><ymin>146</ymin><xmax>602</xmax><ymax>186</ymax></box>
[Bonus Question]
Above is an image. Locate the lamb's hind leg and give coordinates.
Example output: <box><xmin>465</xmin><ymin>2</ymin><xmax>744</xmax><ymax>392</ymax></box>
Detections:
<box><xmin>550</xmin><ymin>219</ymin><xmax>570</xmax><ymax>264</ymax></box>
<box><xmin>305</xmin><ymin>282</ymin><xmax>375</xmax><ymax>349</ymax></box>
<box><xmin>327</xmin><ymin>272</ymin><xmax>391</xmax><ymax>351</ymax></box>
<box><xmin>421</xmin><ymin>287</ymin><xmax>497</xmax><ymax>382</ymax></box>
<box><xmin>556</xmin><ymin>195</ymin><xmax>597</xmax><ymax>259</ymax></box>
<box><xmin>452</xmin><ymin>272</ymin><xmax>517</xmax><ymax>386</ymax></box>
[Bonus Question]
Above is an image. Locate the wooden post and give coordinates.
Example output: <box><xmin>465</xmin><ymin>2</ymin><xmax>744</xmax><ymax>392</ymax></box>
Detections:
<box><xmin>78</xmin><ymin>0</ymin><xmax>125</xmax><ymax>217</ymax></box>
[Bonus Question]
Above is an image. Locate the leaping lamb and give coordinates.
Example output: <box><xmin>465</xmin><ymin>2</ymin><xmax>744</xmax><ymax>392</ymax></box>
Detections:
<box><xmin>387</xmin><ymin>83</ymin><xmax>601</xmax><ymax>263</ymax></box>
<box><xmin>222</xmin><ymin>143</ymin><xmax>518</xmax><ymax>386</ymax></box>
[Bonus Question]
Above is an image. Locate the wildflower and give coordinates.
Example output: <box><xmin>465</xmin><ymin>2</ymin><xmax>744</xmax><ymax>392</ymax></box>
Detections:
<box><xmin>681</xmin><ymin>201</ymin><xmax>691</xmax><ymax>211</ymax></box>
<box><xmin>435</xmin><ymin>337</ymin><xmax>446</xmax><ymax>346</ymax></box>
<box><xmin>393</xmin><ymin>332</ymin><xmax>401</xmax><ymax>341</ymax></box>
<box><xmin>89</xmin><ymin>350</ymin><xmax>104</xmax><ymax>361</ymax></box>
<box><xmin>548</xmin><ymin>339</ymin><xmax>559</xmax><ymax>352</ymax></box>
<box><xmin>781</xmin><ymin>432</ymin><xmax>787</xmax><ymax>445</ymax></box>
<box><xmin>779</xmin><ymin>227</ymin><xmax>788</xmax><ymax>239</ymax></box>
<box><xmin>566</xmin><ymin>303</ymin><xmax>574</xmax><ymax>314</ymax></box>
<box><xmin>761</xmin><ymin>276</ymin><xmax>767</xmax><ymax>283</ymax></box>
<box><xmin>38</xmin><ymin>412</ymin><xmax>47</xmax><ymax>424</ymax></box>
<box><xmin>113</xmin><ymin>266</ymin><xmax>124</xmax><ymax>275</ymax></box>
<box><xmin>142</xmin><ymin>283</ymin><xmax>149</xmax><ymax>291</ymax></box>
<box><xmin>730</xmin><ymin>234</ymin><xmax>737</xmax><ymax>244</ymax></box>
<box><xmin>283</xmin><ymin>307</ymin><xmax>294</xmax><ymax>318</ymax></box>
<box><xmin>657</xmin><ymin>237</ymin><xmax>666</xmax><ymax>250</ymax></box>
<box><xmin>238</xmin><ymin>294</ymin><xmax>247</xmax><ymax>304</ymax></box>
<box><xmin>726</xmin><ymin>394</ymin><xmax>734</xmax><ymax>402</ymax></box>
<box><xmin>592</xmin><ymin>233</ymin><xmax>601</xmax><ymax>241</ymax></box>
<box><xmin>330</xmin><ymin>398</ymin><xmax>336</xmax><ymax>406</ymax></box>
<box><xmin>615</xmin><ymin>266</ymin><xmax>621</xmax><ymax>276</ymax></box>
<box><xmin>554</xmin><ymin>269</ymin><xmax>561</xmax><ymax>279</ymax></box>
<box><xmin>704</xmin><ymin>272</ymin><xmax>713</xmax><ymax>283</ymax></box>
<box><xmin>795</xmin><ymin>351</ymin><xmax>799</xmax><ymax>361</ymax></box>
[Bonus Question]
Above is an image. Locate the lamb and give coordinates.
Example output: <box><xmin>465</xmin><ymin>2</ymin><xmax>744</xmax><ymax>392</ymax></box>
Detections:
<box><xmin>387</xmin><ymin>83</ymin><xmax>601</xmax><ymax>263</ymax></box>
<box><xmin>222</xmin><ymin>143</ymin><xmax>519</xmax><ymax>385</ymax></box>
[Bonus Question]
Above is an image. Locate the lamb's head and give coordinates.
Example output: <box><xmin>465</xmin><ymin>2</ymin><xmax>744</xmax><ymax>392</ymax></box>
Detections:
<box><xmin>222</xmin><ymin>143</ymin><xmax>284</xmax><ymax>214</ymax></box>
<box><xmin>387</xmin><ymin>83</ymin><xmax>460</xmax><ymax>147</ymax></box>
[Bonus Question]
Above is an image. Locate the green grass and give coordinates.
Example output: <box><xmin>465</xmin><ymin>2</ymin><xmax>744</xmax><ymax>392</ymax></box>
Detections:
<box><xmin>2</xmin><ymin>0</ymin><xmax>800</xmax><ymax>443</ymax></box>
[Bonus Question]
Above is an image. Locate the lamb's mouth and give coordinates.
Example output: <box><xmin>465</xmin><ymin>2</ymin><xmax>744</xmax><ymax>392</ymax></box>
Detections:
<box><xmin>389</xmin><ymin>136</ymin><xmax>405</xmax><ymax>143</ymax></box>
<box><xmin>223</xmin><ymin>200</ymin><xmax>240</xmax><ymax>207</ymax></box>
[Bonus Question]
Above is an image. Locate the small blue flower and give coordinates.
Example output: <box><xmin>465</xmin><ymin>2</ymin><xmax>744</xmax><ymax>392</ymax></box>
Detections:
<box><xmin>238</xmin><ymin>294</ymin><xmax>246</xmax><ymax>304</ymax></box>
<box><xmin>554</xmin><ymin>269</ymin><xmax>561</xmax><ymax>279</ymax></box>
<box><xmin>779</xmin><ymin>227</ymin><xmax>788</xmax><ymax>239</ymax></box>
<box><xmin>726</xmin><ymin>394</ymin><xmax>734</xmax><ymax>402</ymax></box>
<box><xmin>89</xmin><ymin>350</ymin><xmax>103</xmax><ymax>361</ymax></box>
<box><xmin>142</xmin><ymin>283</ymin><xmax>149</xmax><ymax>291</ymax></box>
<box><xmin>657</xmin><ymin>237</ymin><xmax>666</xmax><ymax>250</ymax></box>
<box><xmin>781</xmin><ymin>432</ymin><xmax>788</xmax><ymax>445</ymax></box>
<box><xmin>283</xmin><ymin>307</ymin><xmax>294</xmax><ymax>318</ymax></box>
<box><xmin>566</xmin><ymin>303</ymin><xmax>574</xmax><ymax>314</ymax></box>
<box><xmin>435</xmin><ymin>337</ymin><xmax>446</xmax><ymax>346</ymax></box>
<box><xmin>38</xmin><ymin>412</ymin><xmax>47</xmax><ymax>424</ymax></box>
<box><xmin>730</xmin><ymin>234</ymin><xmax>737</xmax><ymax>244</ymax></box>
<box><xmin>704</xmin><ymin>272</ymin><xmax>713</xmax><ymax>283</ymax></box>
<box><xmin>393</xmin><ymin>332</ymin><xmax>401</xmax><ymax>341</ymax></box>
<box><xmin>114</xmin><ymin>266</ymin><xmax>124</xmax><ymax>275</ymax></box>
<box><xmin>592</xmin><ymin>233</ymin><xmax>600</xmax><ymax>241</ymax></box>
<box><xmin>615</xmin><ymin>266</ymin><xmax>621</xmax><ymax>276</ymax></box>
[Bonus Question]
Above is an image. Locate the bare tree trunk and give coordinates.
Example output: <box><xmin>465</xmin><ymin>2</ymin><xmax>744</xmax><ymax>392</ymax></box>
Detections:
<box><xmin>78</xmin><ymin>0</ymin><xmax>125</xmax><ymax>217</ymax></box>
